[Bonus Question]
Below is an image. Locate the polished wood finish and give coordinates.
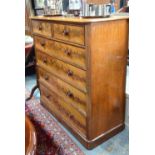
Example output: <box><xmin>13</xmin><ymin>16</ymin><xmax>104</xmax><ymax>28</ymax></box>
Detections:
<box><xmin>30</xmin><ymin>15</ymin><xmax>128</xmax><ymax>23</ymax></box>
<box><xmin>31</xmin><ymin>15</ymin><xmax>129</xmax><ymax>149</ymax></box>
<box><xmin>40</xmin><ymin>84</ymin><xmax>86</xmax><ymax>135</ymax></box>
<box><xmin>88</xmin><ymin>20</ymin><xmax>129</xmax><ymax>139</ymax></box>
<box><xmin>34</xmin><ymin>36</ymin><xmax>86</xmax><ymax>70</ymax></box>
<box><xmin>38</xmin><ymin>67</ymin><xmax>87</xmax><ymax>116</ymax></box>
<box><xmin>25</xmin><ymin>115</ymin><xmax>37</xmax><ymax>155</ymax></box>
<box><xmin>36</xmin><ymin>50</ymin><xmax>87</xmax><ymax>92</ymax></box>
<box><xmin>32</xmin><ymin>20</ymin><xmax>52</xmax><ymax>37</ymax></box>
<box><xmin>53</xmin><ymin>23</ymin><xmax>85</xmax><ymax>45</ymax></box>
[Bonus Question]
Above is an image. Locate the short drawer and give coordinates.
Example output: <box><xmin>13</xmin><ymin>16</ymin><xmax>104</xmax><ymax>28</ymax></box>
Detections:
<box><xmin>34</xmin><ymin>36</ymin><xmax>86</xmax><ymax>70</ymax></box>
<box><xmin>53</xmin><ymin>23</ymin><xmax>85</xmax><ymax>45</ymax></box>
<box><xmin>40</xmin><ymin>84</ymin><xmax>86</xmax><ymax>135</ymax></box>
<box><xmin>36</xmin><ymin>51</ymin><xmax>87</xmax><ymax>93</ymax></box>
<box><xmin>32</xmin><ymin>20</ymin><xmax>52</xmax><ymax>37</ymax></box>
<box><xmin>38</xmin><ymin>67</ymin><xmax>87</xmax><ymax>117</ymax></box>
<box><xmin>34</xmin><ymin>36</ymin><xmax>50</xmax><ymax>53</ymax></box>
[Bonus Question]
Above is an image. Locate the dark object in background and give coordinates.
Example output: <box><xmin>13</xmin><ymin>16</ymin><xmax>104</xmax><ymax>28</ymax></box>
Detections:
<box><xmin>118</xmin><ymin>6</ymin><xmax>129</xmax><ymax>12</ymax></box>
<box><xmin>120</xmin><ymin>0</ymin><xmax>129</xmax><ymax>12</ymax></box>
<box><xmin>25</xmin><ymin>45</ymin><xmax>36</xmax><ymax>76</ymax></box>
<box><xmin>62</xmin><ymin>0</ymin><xmax>69</xmax><ymax>12</ymax></box>
<box><xmin>126</xmin><ymin>6</ymin><xmax>129</xmax><ymax>12</ymax></box>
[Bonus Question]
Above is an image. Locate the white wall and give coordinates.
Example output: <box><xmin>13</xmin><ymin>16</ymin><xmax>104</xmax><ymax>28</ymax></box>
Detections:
<box><xmin>125</xmin><ymin>95</ymin><xmax>129</xmax><ymax>127</ymax></box>
<box><xmin>125</xmin><ymin>66</ymin><xmax>129</xmax><ymax>128</ymax></box>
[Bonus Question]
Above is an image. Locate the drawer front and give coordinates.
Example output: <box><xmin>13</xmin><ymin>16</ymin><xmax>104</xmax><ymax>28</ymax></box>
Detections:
<box><xmin>36</xmin><ymin>51</ymin><xmax>87</xmax><ymax>93</ymax></box>
<box><xmin>38</xmin><ymin>67</ymin><xmax>87</xmax><ymax>117</ymax></box>
<box><xmin>32</xmin><ymin>20</ymin><xmax>52</xmax><ymax>37</ymax></box>
<box><xmin>53</xmin><ymin>23</ymin><xmax>85</xmax><ymax>45</ymax></box>
<box><xmin>34</xmin><ymin>36</ymin><xmax>86</xmax><ymax>70</ymax></box>
<box><xmin>34</xmin><ymin>36</ymin><xmax>51</xmax><ymax>52</ymax></box>
<box><xmin>40</xmin><ymin>84</ymin><xmax>86</xmax><ymax>135</ymax></box>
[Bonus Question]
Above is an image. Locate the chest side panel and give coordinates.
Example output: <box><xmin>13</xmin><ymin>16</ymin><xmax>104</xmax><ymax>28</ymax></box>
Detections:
<box><xmin>89</xmin><ymin>19</ymin><xmax>129</xmax><ymax>139</ymax></box>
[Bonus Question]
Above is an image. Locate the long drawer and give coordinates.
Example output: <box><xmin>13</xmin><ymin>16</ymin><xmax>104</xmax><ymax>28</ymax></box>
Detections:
<box><xmin>32</xmin><ymin>20</ymin><xmax>52</xmax><ymax>37</ymax></box>
<box><xmin>38</xmin><ymin>67</ymin><xmax>87</xmax><ymax>117</ymax></box>
<box><xmin>40</xmin><ymin>83</ymin><xmax>86</xmax><ymax>135</ymax></box>
<box><xmin>34</xmin><ymin>36</ymin><xmax>86</xmax><ymax>70</ymax></box>
<box><xmin>36</xmin><ymin>50</ymin><xmax>87</xmax><ymax>93</ymax></box>
<box><xmin>53</xmin><ymin>23</ymin><xmax>85</xmax><ymax>46</ymax></box>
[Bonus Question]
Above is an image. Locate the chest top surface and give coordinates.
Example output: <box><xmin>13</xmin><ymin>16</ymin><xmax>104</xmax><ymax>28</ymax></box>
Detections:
<box><xmin>30</xmin><ymin>14</ymin><xmax>129</xmax><ymax>24</ymax></box>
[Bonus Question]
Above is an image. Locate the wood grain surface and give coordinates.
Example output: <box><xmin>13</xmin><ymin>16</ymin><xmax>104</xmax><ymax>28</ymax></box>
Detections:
<box><xmin>34</xmin><ymin>36</ymin><xmax>86</xmax><ymax>70</ymax></box>
<box><xmin>30</xmin><ymin>15</ymin><xmax>129</xmax><ymax>24</ymax></box>
<box><xmin>88</xmin><ymin>19</ymin><xmax>128</xmax><ymax>139</ymax></box>
<box><xmin>53</xmin><ymin>23</ymin><xmax>85</xmax><ymax>45</ymax></box>
<box><xmin>36</xmin><ymin>50</ymin><xmax>87</xmax><ymax>93</ymax></box>
<box><xmin>32</xmin><ymin>16</ymin><xmax>129</xmax><ymax>149</ymax></box>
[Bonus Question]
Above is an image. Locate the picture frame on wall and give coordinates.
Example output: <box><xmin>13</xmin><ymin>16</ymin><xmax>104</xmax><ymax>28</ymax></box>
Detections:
<box><xmin>33</xmin><ymin>0</ymin><xmax>45</xmax><ymax>9</ymax></box>
<box><xmin>62</xmin><ymin>0</ymin><xmax>69</xmax><ymax>12</ymax></box>
<box><xmin>69</xmin><ymin>0</ymin><xmax>82</xmax><ymax>10</ymax></box>
<box><xmin>32</xmin><ymin>0</ymin><xmax>46</xmax><ymax>15</ymax></box>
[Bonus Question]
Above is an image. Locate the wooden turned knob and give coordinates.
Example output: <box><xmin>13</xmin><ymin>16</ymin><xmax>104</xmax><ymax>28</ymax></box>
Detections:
<box><xmin>70</xmin><ymin>115</ymin><xmax>74</xmax><ymax>119</ymax></box>
<box><xmin>63</xmin><ymin>29</ymin><xmax>69</xmax><ymax>36</ymax></box>
<box><xmin>67</xmin><ymin>70</ymin><xmax>73</xmax><ymax>76</ymax></box>
<box><xmin>44</xmin><ymin>75</ymin><xmax>49</xmax><ymax>81</ymax></box>
<box><xmin>43</xmin><ymin>58</ymin><xmax>47</xmax><ymax>63</ymax></box>
<box><xmin>39</xmin><ymin>25</ymin><xmax>42</xmax><ymax>30</ymax></box>
<box><xmin>46</xmin><ymin>94</ymin><xmax>50</xmax><ymax>99</ymax></box>
<box><xmin>65</xmin><ymin>49</ymin><xmax>71</xmax><ymax>56</ymax></box>
<box><xmin>66</xmin><ymin>91</ymin><xmax>73</xmax><ymax>98</ymax></box>
<box><xmin>40</xmin><ymin>41</ymin><xmax>45</xmax><ymax>47</ymax></box>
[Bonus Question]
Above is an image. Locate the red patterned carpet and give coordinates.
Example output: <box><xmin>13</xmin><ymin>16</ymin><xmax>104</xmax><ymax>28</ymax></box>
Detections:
<box><xmin>25</xmin><ymin>89</ymin><xmax>85</xmax><ymax>155</ymax></box>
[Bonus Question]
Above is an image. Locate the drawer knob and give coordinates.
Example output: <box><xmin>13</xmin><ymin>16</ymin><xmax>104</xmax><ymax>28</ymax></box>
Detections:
<box><xmin>44</xmin><ymin>75</ymin><xmax>49</xmax><ymax>81</ymax></box>
<box><xmin>70</xmin><ymin>115</ymin><xmax>74</xmax><ymax>119</ymax></box>
<box><xmin>65</xmin><ymin>49</ymin><xmax>72</xmax><ymax>56</ymax></box>
<box><xmin>43</xmin><ymin>58</ymin><xmax>47</xmax><ymax>63</ymax></box>
<box><xmin>63</xmin><ymin>29</ymin><xmax>69</xmax><ymax>36</ymax></box>
<box><xmin>40</xmin><ymin>41</ymin><xmax>45</xmax><ymax>47</ymax></box>
<box><xmin>67</xmin><ymin>70</ymin><xmax>73</xmax><ymax>76</ymax></box>
<box><xmin>66</xmin><ymin>91</ymin><xmax>74</xmax><ymax>98</ymax></box>
<box><xmin>46</xmin><ymin>94</ymin><xmax>50</xmax><ymax>99</ymax></box>
<box><xmin>39</xmin><ymin>25</ymin><xmax>42</xmax><ymax>31</ymax></box>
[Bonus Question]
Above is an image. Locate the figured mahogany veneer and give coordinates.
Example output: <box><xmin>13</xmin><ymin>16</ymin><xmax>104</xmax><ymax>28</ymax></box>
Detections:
<box><xmin>53</xmin><ymin>23</ymin><xmax>85</xmax><ymax>46</ymax></box>
<box><xmin>31</xmin><ymin>16</ymin><xmax>129</xmax><ymax>149</ymax></box>
<box><xmin>40</xmin><ymin>84</ymin><xmax>86</xmax><ymax>135</ymax></box>
<box><xmin>38</xmin><ymin>67</ymin><xmax>87</xmax><ymax>117</ymax></box>
<box><xmin>36</xmin><ymin>50</ymin><xmax>87</xmax><ymax>92</ymax></box>
<box><xmin>32</xmin><ymin>20</ymin><xmax>52</xmax><ymax>37</ymax></box>
<box><xmin>34</xmin><ymin>36</ymin><xmax>86</xmax><ymax>70</ymax></box>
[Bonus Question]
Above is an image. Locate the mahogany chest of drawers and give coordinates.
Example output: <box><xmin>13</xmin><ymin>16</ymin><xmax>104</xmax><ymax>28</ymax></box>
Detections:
<box><xmin>31</xmin><ymin>16</ymin><xmax>129</xmax><ymax>149</ymax></box>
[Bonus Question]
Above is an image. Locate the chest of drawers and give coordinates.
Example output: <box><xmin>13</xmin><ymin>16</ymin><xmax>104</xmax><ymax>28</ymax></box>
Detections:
<box><xmin>31</xmin><ymin>16</ymin><xmax>129</xmax><ymax>149</ymax></box>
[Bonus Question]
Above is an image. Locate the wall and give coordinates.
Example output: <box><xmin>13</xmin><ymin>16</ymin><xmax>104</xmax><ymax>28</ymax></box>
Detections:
<box><xmin>125</xmin><ymin>66</ymin><xmax>129</xmax><ymax>128</ymax></box>
<box><xmin>125</xmin><ymin>95</ymin><xmax>129</xmax><ymax>127</ymax></box>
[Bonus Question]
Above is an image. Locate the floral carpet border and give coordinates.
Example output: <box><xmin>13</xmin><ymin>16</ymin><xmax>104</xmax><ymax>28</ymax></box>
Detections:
<box><xmin>25</xmin><ymin>89</ymin><xmax>85</xmax><ymax>155</ymax></box>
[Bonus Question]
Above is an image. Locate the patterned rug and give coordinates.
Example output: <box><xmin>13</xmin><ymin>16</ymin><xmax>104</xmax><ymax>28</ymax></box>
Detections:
<box><xmin>25</xmin><ymin>89</ymin><xmax>85</xmax><ymax>155</ymax></box>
